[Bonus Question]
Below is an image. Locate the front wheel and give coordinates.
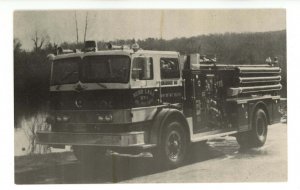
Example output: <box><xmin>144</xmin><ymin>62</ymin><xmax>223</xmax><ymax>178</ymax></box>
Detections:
<box><xmin>236</xmin><ymin>109</ymin><xmax>268</xmax><ymax>148</ymax></box>
<box><xmin>154</xmin><ymin>121</ymin><xmax>188</xmax><ymax>168</ymax></box>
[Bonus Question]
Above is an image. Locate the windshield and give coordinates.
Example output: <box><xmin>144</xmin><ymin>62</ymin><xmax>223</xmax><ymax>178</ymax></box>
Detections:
<box><xmin>82</xmin><ymin>55</ymin><xmax>130</xmax><ymax>83</ymax></box>
<box><xmin>51</xmin><ymin>57</ymin><xmax>80</xmax><ymax>85</ymax></box>
<box><xmin>50</xmin><ymin>55</ymin><xmax>131</xmax><ymax>85</ymax></box>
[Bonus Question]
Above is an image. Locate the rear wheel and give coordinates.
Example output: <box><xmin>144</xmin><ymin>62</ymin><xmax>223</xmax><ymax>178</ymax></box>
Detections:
<box><xmin>236</xmin><ymin>109</ymin><xmax>268</xmax><ymax>148</ymax></box>
<box><xmin>154</xmin><ymin>121</ymin><xmax>188</xmax><ymax>168</ymax></box>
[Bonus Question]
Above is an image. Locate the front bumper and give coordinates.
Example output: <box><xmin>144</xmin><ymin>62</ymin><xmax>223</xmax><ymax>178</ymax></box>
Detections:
<box><xmin>36</xmin><ymin>131</ymin><xmax>156</xmax><ymax>149</ymax></box>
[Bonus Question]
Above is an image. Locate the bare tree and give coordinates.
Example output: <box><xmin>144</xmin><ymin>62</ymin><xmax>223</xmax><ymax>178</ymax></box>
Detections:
<box><xmin>21</xmin><ymin>113</ymin><xmax>51</xmax><ymax>154</ymax></box>
<box><xmin>75</xmin><ymin>11</ymin><xmax>79</xmax><ymax>44</ymax></box>
<box><xmin>84</xmin><ymin>12</ymin><xmax>89</xmax><ymax>42</ymax></box>
<box><xmin>14</xmin><ymin>38</ymin><xmax>22</xmax><ymax>53</ymax></box>
<box><xmin>32</xmin><ymin>30</ymin><xmax>49</xmax><ymax>52</ymax></box>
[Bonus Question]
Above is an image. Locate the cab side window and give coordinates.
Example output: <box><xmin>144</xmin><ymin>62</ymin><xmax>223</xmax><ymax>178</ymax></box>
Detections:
<box><xmin>132</xmin><ymin>57</ymin><xmax>153</xmax><ymax>80</ymax></box>
<box><xmin>160</xmin><ymin>58</ymin><xmax>180</xmax><ymax>79</ymax></box>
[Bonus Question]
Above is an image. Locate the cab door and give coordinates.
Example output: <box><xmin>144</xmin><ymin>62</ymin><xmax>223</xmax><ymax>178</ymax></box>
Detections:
<box><xmin>130</xmin><ymin>55</ymin><xmax>158</xmax><ymax>107</ymax></box>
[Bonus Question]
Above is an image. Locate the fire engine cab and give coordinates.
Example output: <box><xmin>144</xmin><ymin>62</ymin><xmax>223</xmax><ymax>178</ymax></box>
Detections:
<box><xmin>37</xmin><ymin>42</ymin><xmax>282</xmax><ymax>167</ymax></box>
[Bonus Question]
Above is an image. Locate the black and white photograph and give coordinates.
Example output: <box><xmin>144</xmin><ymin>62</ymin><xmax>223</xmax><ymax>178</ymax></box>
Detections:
<box><xmin>12</xmin><ymin>9</ymin><xmax>288</xmax><ymax>184</ymax></box>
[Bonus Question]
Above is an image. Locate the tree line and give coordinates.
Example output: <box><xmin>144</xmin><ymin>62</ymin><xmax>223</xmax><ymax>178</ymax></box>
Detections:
<box><xmin>14</xmin><ymin>30</ymin><xmax>287</xmax><ymax>123</ymax></box>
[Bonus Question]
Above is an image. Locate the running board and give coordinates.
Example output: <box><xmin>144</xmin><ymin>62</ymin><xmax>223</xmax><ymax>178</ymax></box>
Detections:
<box><xmin>191</xmin><ymin>129</ymin><xmax>238</xmax><ymax>142</ymax></box>
<box><xmin>106</xmin><ymin>150</ymin><xmax>153</xmax><ymax>158</ymax></box>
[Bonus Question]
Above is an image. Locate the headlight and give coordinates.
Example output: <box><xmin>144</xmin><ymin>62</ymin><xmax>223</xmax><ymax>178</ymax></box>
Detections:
<box><xmin>97</xmin><ymin>114</ymin><xmax>113</xmax><ymax>122</ymax></box>
<box><xmin>56</xmin><ymin>115</ymin><xmax>70</xmax><ymax>122</ymax></box>
<box><xmin>98</xmin><ymin>115</ymin><xmax>104</xmax><ymax>121</ymax></box>
<box><xmin>56</xmin><ymin>116</ymin><xmax>62</xmax><ymax>122</ymax></box>
<box><xmin>104</xmin><ymin>114</ymin><xmax>113</xmax><ymax>122</ymax></box>
<box><xmin>62</xmin><ymin>116</ymin><xmax>70</xmax><ymax>122</ymax></box>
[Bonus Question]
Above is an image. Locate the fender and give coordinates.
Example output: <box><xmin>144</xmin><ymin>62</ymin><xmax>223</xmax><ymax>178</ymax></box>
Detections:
<box><xmin>149</xmin><ymin>108</ymin><xmax>190</xmax><ymax>145</ymax></box>
<box><xmin>249</xmin><ymin>100</ymin><xmax>270</xmax><ymax>129</ymax></box>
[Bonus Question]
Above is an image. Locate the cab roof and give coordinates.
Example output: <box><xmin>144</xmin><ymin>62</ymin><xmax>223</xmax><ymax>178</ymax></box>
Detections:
<box><xmin>53</xmin><ymin>49</ymin><xmax>179</xmax><ymax>60</ymax></box>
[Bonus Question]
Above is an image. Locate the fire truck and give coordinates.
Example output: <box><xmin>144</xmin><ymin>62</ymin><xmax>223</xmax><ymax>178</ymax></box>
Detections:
<box><xmin>37</xmin><ymin>42</ymin><xmax>282</xmax><ymax>167</ymax></box>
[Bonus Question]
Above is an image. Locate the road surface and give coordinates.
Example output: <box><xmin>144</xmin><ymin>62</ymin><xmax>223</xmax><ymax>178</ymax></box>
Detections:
<box><xmin>15</xmin><ymin>123</ymin><xmax>287</xmax><ymax>184</ymax></box>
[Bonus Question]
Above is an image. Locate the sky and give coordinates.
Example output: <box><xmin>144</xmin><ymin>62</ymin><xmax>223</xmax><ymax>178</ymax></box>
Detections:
<box><xmin>14</xmin><ymin>9</ymin><xmax>286</xmax><ymax>50</ymax></box>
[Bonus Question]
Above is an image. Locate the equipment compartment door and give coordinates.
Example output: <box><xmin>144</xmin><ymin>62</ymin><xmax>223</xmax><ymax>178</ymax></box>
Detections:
<box><xmin>192</xmin><ymin>73</ymin><xmax>206</xmax><ymax>133</ymax></box>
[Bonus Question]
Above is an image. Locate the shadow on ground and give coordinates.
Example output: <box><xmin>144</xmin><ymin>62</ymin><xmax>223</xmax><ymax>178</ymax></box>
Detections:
<box><xmin>15</xmin><ymin>141</ymin><xmax>231</xmax><ymax>184</ymax></box>
<box><xmin>16</xmin><ymin>138</ymin><xmax>268</xmax><ymax>184</ymax></box>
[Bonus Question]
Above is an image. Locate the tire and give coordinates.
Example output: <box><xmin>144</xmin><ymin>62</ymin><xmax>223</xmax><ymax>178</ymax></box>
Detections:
<box><xmin>236</xmin><ymin>109</ymin><xmax>268</xmax><ymax>148</ymax></box>
<box><xmin>73</xmin><ymin>146</ymin><xmax>106</xmax><ymax>165</ymax></box>
<box><xmin>154</xmin><ymin>121</ymin><xmax>188</xmax><ymax>168</ymax></box>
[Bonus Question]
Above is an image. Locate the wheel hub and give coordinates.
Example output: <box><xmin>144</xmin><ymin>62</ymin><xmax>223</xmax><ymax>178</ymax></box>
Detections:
<box><xmin>166</xmin><ymin>131</ymin><xmax>182</xmax><ymax>161</ymax></box>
